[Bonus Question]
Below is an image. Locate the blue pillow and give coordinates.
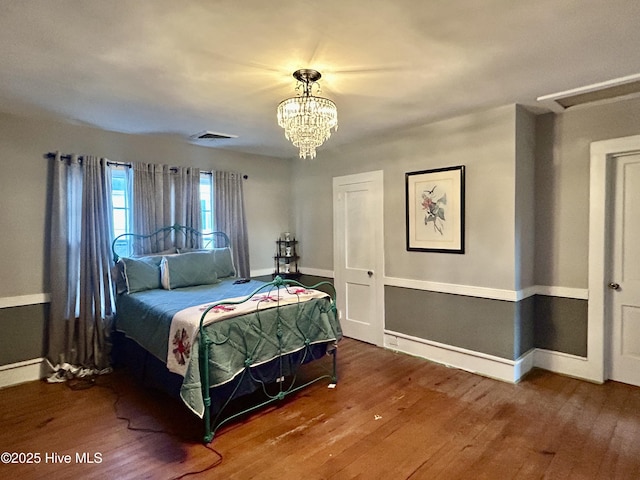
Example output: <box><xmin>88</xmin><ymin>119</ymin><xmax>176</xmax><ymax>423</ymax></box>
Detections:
<box><xmin>211</xmin><ymin>247</ymin><xmax>236</xmax><ymax>278</ymax></box>
<box><xmin>160</xmin><ymin>251</ymin><xmax>218</xmax><ymax>289</ymax></box>
<box><xmin>176</xmin><ymin>247</ymin><xmax>236</xmax><ymax>278</ymax></box>
<box><xmin>119</xmin><ymin>256</ymin><xmax>163</xmax><ymax>293</ymax></box>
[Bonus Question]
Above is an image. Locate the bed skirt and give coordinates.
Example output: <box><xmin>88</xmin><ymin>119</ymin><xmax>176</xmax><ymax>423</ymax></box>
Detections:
<box><xmin>110</xmin><ymin>330</ymin><xmax>332</xmax><ymax>414</ymax></box>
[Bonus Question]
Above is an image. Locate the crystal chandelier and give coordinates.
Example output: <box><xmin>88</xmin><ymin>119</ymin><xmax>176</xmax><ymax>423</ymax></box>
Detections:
<box><xmin>277</xmin><ymin>69</ymin><xmax>338</xmax><ymax>159</ymax></box>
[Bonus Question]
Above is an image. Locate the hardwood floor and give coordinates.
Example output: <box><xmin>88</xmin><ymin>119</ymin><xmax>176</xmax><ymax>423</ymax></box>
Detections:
<box><xmin>1</xmin><ymin>338</ymin><xmax>640</xmax><ymax>479</ymax></box>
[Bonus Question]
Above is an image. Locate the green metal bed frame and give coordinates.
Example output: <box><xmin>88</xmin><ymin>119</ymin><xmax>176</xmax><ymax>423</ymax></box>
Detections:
<box><xmin>111</xmin><ymin>223</ymin><xmax>231</xmax><ymax>262</ymax></box>
<box><xmin>111</xmin><ymin>224</ymin><xmax>340</xmax><ymax>444</ymax></box>
<box><xmin>198</xmin><ymin>275</ymin><xmax>338</xmax><ymax>443</ymax></box>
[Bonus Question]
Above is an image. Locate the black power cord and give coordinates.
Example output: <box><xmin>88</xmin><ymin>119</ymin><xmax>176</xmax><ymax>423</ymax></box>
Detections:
<box><xmin>65</xmin><ymin>374</ymin><xmax>224</xmax><ymax>479</ymax></box>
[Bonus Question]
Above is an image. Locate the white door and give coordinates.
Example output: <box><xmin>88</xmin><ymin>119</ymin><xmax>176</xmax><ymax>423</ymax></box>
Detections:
<box><xmin>333</xmin><ymin>171</ymin><xmax>384</xmax><ymax>346</ymax></box>
<box><xmin>609</xmin><ymin>152</ymin><xmax>640</xmax><ymax>386</ymax></box>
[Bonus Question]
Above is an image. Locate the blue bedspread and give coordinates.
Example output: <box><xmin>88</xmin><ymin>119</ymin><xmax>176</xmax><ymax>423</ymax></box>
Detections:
<box><xmin>114</xmin><ymin>278</ymin><xmax>341</xmax><ymax>417</ymax></box>
<box><xmin>115</xmin><ymin>278</ymin><xmax>266</xmax><ymax>361</ymax></box>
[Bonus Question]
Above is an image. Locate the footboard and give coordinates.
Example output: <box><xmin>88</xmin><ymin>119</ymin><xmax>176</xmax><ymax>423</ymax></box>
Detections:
<box><xmin>198</xmin><ymin>275</ymin><xmax>340</xmax><ymax>443</ymax></box>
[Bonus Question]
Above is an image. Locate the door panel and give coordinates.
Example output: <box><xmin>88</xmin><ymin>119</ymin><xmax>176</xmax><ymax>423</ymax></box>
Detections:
<box><xmin>333</xmin><ymin>171</ymin><xmax>384</xmax><ymax>346</ymax></box>
<box><xmin>621</xmin><ymin>306</ymin><xmax>640</xmax><ymax>357</ymax></box>
<box><xmin>345</xmin><ymin>188</ymin><xmax>371</xmax><ymax>270</ymax></box>
<box><xmin>610</xmin><ymin>153</ymin><xmax>640</xmax><ymax>386</ymax></box>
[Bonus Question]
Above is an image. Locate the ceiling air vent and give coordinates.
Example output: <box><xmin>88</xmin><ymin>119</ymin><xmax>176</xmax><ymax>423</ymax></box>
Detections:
<box><xmin>189</xmin><ymin>131</ymin><xmax>238</xmax><ymax>141</ymax></box>
<box><xmin>537</xmin><ymin>73</ymin><xmax>640</xmax><ymax>112</ymax></box>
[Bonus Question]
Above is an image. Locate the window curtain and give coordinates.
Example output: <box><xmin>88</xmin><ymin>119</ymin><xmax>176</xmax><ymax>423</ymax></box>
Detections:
<box><xmin>132</xmin><ymin>163</ymin><xmax>201</xmax><ymax>253</ymax></box>
<box><xmin>214</xmin><ymin>171</ymin><xmax>250</xmax><ymax>278</ymax></box>
<box><xmin>47</xmin><ymin>154</ymin><xmax>115</xmax><ymax>372</ymax></box>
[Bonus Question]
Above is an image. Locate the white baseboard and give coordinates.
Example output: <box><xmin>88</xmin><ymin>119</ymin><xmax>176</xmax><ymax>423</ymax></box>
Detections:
<box><xmin>299</xmin><ymin>267</ymin><xmax>334</xmax><ymax>278</ymax></box>
<box><xmin>515</xmin><ymin>348</ymin><xmax>537</xmax><ymax>380</ymax></box>
<box><xmin>249</xmin><ymin>268</ymin><xmax>273</xmax><ymax>277</ymax></box>
<box><xmin>383</xmin><ymin>331</ymin><xmax>596</xmax><ymax>384</ymax></box>
<box><xmin>0</xmin><ymin>345</ymin><xmax>593</xmax><ymax>390</ymax></box>
<box><xmin>383</xmin><ymin>331</ymin><xmax>534</xmax><ymax>383</ymax></box>
<box><xmin>0</xmin><ymin>358</ymin><xmax>47</xmax><ymax>388</ymax></box>
<box><xmin>533</xmin><ymin>348</ymin><xmax>597</xmax><ymax>382</ymax></box>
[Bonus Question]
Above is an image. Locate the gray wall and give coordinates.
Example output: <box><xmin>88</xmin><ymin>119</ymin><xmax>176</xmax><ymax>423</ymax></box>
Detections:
<box><xmin>515</xmin><ymin>105</ymin><xmax>536</xmax><ymax>291</ymax></box>
<box><xmin>385</xmin><ymin>285</ymin><xmax>583</xmax><ymax>360</ymax></box>
<box><xmin>291</xmin><ymin>104</ymin><xmax>530</xmax><ymax>361</ymax></box>
<box><xmin>293</xmin><ymin>104</ymin><xmax>520</xmax><ymax>290</ymax></box>
<box><xmin>530</xmin><ymin>96</ymin><xmax>640</xmax><ymax>357</ymax></box>
<box><xmin>291</xmin><ymin>97</ymin><xmax>640</xmax><ymax>362</ymax></box>
<box><xmin>534</xmin><ymin>296</ymin><xmax>587</xmax><ymax>357</ymax></box>
<box><xmin>3</xmin><ymin>94</ymin><xmax>640</xmax><ymax>369</ymax></box>
<box><xmin>385</xmin><ymin>286</ymin><xmax>536</xmax><ymax>360</ymax></box>
<box><xmin>535</xmin><ymin>95</ymin><xmax>640</xmax><ymax>289</ymax></box>
<box><xmin>0</xmin><ymin>111</ymin><xmax>293</xmax><ymax>365</ymax></box>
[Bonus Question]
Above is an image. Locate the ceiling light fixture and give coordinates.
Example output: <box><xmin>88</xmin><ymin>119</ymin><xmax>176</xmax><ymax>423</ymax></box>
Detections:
<box><xmin>277</xmin><ymin>69</ymin><xmax>338</xmax><ymax>159</ymax></box>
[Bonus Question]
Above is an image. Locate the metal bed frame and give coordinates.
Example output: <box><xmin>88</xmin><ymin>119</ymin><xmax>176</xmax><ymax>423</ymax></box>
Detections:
<box><xmin>111</xmin><ymin>223</ymin><xmax>231</xmax><ymax>262</ymax></box>
<box><xmin>111</xmin><ymin>224</ymin><xmax>340</xmax><ymax>443</ymax></box>
<box><xmin>198</xmin><ymin>275</ymin><xmax>338</xmax><ymax>443</ymax></box>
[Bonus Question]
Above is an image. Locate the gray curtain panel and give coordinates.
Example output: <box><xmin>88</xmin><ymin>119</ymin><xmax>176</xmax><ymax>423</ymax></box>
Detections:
<box><xmin>47</xmin><ymin>154</ymin><xmax>115</xmax><ymax>369</ymax></box>
<box><xmin>214</xmin><ymin>171</ymin><xmax>250</xmax><ymax>278</ymax></box>
<box><xmin>172</xmin><ymin>165</ymin><xmax>202</xmax><ymax>247</ymax></box>
<box><xmin>132</xmin><ymin>162</ymin><xmax>201</xmax><ymax>253</ymax></box>
<box><xmin>132</xmin><ymin>162</ymin><xmax>172</xmax><ymax>253</ymax></box>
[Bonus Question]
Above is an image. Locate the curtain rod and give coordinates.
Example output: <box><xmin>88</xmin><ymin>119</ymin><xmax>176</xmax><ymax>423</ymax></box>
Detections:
<box><xmin>201</xmin><ymin>170</ymin><xmax>248</xmax><ymax>180</ymax></box>
<box><xmin>44</xmin><ymin>152</ymin><xmax>79</xmax><ymax>161</ymax></box>
<box><xmin>44</xmin><ymin>152</ymin><xmax>247</xmax><ymax>178</ymax></box>
<box><xmin>44</xmin><ymin>152</ymin><xmax>132</xmax><ymax>168</ymax></box>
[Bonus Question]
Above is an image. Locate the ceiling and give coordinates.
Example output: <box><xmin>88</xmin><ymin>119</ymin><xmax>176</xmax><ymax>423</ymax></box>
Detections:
<box><xmin>1</xmin><ymin>0</ymin><xmax>639</xmax><ymax>159</ymax></box>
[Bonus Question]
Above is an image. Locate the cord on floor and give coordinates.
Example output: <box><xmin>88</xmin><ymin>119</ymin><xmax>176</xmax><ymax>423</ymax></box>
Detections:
<box><xmin>65</xmin><ymin>374</ymin><xmax>223</xmax><ymax>479</ymax></box>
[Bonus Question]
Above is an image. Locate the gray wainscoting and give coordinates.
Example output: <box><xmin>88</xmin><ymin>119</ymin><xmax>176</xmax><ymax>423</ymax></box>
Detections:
<box><xmin>0</xmin><ymin>303</ymin><xmax>47</xmax><ymax>365</ymax></box>
<box><xmin>385</xmin><ymin>286</ymin><xmax>587</xmax><ymax>361</ymax></box>
<box><xmin>0</xmin><ymin>280</ymin><xmax>588</xmax><ymax>370</ymax></box>
<box><xmin>534</xmin><ymin>295</ymin><xmax>588</xmax><ymax>357</ymax></box>
<box><xmin>385</xmin><ymin>286</ymin><xmax>530</xmax><ymax>360</ymax></box>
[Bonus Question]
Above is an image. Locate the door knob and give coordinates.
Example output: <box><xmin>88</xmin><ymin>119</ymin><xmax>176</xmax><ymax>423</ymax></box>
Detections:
<box><xmin>608</xmin><ymin>282</ymin><xmax>620</xmax><ymax>290</ymax></box>
<box><xmin>367</xmin><ymin>271</ymin><xmax>373</xmax><ymax>277</ymax></box>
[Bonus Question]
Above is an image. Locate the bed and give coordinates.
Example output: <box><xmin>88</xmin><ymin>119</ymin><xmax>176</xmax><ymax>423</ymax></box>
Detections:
<box><xmin>110</xmin><ymin>224</ymin><xmax>342</xmax><ymax>443</ymax></box>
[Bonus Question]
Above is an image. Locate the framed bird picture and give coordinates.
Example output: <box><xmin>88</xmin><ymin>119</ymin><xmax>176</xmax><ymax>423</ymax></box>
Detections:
<box><xmin>405</xmin><ymin>165</ymin><xmax>465</xmax><ymax>253</ymax></box>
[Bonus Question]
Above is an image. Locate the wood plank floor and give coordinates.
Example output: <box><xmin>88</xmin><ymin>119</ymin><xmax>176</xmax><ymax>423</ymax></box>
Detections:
<box><xmin>1</xmin><ymin>338</ymin><xmax>640</xmax><ymax>479</ymax></box>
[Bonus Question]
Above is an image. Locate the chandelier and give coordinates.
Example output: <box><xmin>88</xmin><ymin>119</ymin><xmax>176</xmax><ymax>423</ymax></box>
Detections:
<box><xmin>277</xmin><ymin>69</ymin><xmax>338</xmax><ymax>159</ymax></box>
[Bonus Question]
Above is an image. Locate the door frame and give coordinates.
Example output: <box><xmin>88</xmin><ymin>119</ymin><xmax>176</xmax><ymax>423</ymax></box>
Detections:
<box><xmin>589</xmin><ymin>134</ymin><xmax>640</xmax><ymax>383</ymax></box>
<box><xmin>333</xmin><ymin>170</ymin><xmax>385</xmax><ymax>347</ymax></box>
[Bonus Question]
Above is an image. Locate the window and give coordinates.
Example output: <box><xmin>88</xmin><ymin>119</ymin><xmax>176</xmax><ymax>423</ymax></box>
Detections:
<box><xmin>108</xmin><ymin>167</ymin><xmax>213</xmax><ymax>254</ymax></box>
<box><xmin>200</xmin><ymin>173</ymin><xmax>215</xmax><ymax>247</ymax></box>
<box><xmin>110</xmin><ymin>166</ymin><xmax>132</xmax><ymax>256</ymax></box>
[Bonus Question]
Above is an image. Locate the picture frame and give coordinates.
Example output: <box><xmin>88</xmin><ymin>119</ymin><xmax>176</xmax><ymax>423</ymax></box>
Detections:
<box><xmin>405</xmin><ymin>165</ymin><xmax>465</xmax><ymax>253</ymax></box>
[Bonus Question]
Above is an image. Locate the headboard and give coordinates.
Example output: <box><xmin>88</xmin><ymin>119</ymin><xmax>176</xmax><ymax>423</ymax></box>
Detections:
<box><xmin>112</xmin><ymin>223</ymin><xmax>230</xmax><ymax>262</ymax></box>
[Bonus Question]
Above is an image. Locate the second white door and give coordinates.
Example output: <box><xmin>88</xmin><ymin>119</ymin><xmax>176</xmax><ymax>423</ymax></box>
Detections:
<box><xmin>609</xmin><ymin>152</ymin><xmax>640</xmax><ymax>386</ymax></box>
<box><xmin>333</xmin><ymin>171</ymin><xmax>384</xmax><ymax>346</ymax></box>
